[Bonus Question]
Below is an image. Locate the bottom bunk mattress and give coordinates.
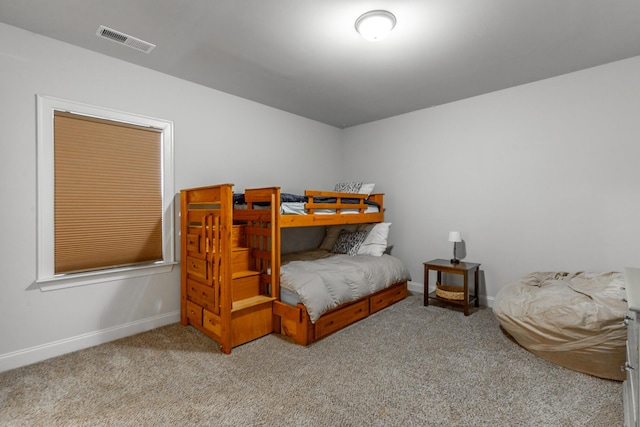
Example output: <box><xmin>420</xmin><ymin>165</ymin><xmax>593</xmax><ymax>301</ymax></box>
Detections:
<box><xmin>493</xmin><ymin>271</ymin><xmax>627</xmax><ymax>380</ymax></box>
<box><xmin>280</xmin><ymin>250</ymin><xmax>412</xmax><ymax>323</ymax></box>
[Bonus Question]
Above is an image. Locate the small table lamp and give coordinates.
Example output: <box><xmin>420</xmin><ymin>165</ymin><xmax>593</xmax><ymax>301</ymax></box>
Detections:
<box><xmin>449</xmin><ymin>231</ymin><xmax>462</xmax><ymax>264</ymax></box>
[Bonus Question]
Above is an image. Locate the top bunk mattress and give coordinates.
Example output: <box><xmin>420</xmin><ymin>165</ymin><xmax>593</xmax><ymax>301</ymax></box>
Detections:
<box><xmin>233</xmin><ymin>192</ymin><xmax>380</xmax><ymax>215</ymax></box>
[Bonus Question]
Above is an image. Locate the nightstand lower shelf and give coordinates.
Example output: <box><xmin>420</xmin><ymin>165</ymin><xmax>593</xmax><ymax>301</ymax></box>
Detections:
<box><xmin>426</xmin><ymin>290</ymin><xmax>479</xmax><ymax>310</ymax></box>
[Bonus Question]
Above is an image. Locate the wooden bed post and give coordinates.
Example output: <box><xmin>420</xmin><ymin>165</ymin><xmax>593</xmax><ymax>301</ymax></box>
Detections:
<box><xmin>218</xmin><ymin>184</ymin><xmax>234</xmax><ymax>354</ymax></box>
<box><xmin>179</xmin><ymin>190</ymin><xmax>189</xmax><ymax>327</ymax></box>
<box><xmin>271</xmin><ymin>187</ymin><xmax>282</xmax><ymax>333</ymax></box>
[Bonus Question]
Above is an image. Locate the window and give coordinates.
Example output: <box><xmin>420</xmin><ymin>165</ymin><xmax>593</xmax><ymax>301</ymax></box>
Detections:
<box><xmin>36</xmin><ymin>96</ymin><xmax>175</xmax><ymax>290</ymax></box>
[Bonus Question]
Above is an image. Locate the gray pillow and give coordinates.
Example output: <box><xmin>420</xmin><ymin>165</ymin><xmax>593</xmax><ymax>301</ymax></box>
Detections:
<box><xmin>319</xmin><ymin>224</ymin><xmax>358</xmax><ymax>251</ymax></box>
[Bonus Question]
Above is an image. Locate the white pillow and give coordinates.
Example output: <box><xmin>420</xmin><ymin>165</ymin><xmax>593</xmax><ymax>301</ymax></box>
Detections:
<box><xmin>357</xmin><ymin>223</ymin><xmax>391</xmax><ymax>256</ymax></box>
<box><xmin>359</xmin><ymin>183</ymin><xmax>375</xmax><ymax>196</ymax></box>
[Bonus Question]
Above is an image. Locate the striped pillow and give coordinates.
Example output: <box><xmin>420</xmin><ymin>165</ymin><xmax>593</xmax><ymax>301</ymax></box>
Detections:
<box><xmin>331</xmin><ymin>230</ymin><xmax>368</xmax><ymax>256</ymax></box>
<box><xmin>334</xmin><ymin>182</ymin><xmax>362</xmax><ymax>193</ymax></box>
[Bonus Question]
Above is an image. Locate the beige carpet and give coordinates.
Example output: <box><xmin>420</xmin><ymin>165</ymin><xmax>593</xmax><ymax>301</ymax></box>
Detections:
<box><xmin>0</xmin><ymin>294</ymin><xmax>623</xmax><ymax>426</ymax></box>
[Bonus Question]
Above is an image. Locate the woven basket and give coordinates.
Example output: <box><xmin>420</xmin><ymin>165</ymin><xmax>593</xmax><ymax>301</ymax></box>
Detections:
<box><xmin>435</xmin><ymin>284</ymin><xmax>464</xmax><ymax>301</ymax></box>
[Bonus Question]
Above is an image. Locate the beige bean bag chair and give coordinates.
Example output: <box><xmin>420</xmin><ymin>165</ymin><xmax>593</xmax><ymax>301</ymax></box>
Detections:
<box><xmin>493</xmin><ymin>272</ymin><xmax>627</xmax><ymax>381</ymax></box>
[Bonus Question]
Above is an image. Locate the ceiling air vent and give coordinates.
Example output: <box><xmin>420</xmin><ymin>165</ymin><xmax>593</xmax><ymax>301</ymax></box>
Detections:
<box><xmin>96</xmin><ymin>25</ymin><xmax>156</xmax><ymax>54</ymax></box>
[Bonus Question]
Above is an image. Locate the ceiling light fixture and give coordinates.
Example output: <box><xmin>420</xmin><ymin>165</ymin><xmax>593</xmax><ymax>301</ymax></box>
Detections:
<box><xmin>355</xmin><ymin>10</ymin><xmax>396</xmax><ymax>41</ymax></box>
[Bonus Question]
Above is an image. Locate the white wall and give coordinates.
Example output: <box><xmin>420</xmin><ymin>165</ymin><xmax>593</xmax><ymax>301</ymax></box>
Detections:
<box><xmin>3</xmin><ymin>20</ymin><xmax>640</xmax><ymax>372</ymax></box>
<box><xmin>342</xmin><ymin>56</ymin><xmax>640</xmax><ymax>302</ymax></box>
<box><xmin>0</xmin><ymin>23</ymin><xmax>342</xmax><ymax>371</ymax></box>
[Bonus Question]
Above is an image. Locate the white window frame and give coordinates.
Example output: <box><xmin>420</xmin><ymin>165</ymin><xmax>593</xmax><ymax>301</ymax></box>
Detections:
<box><xmin>36</xmin><ymin>95</ymin><xmax>176</xmax><ymax>291</ymax></box>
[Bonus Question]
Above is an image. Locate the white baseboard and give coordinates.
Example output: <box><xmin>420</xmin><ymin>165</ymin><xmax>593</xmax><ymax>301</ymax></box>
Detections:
<box><xmin>407</xmin><ymin>280</ymin><xmax>494</xmax><ymax>308</ymax></box>
<box><xmin>0</xmin><ymin>284</ymin><xmax>496</xmax><ymax>373</ymax></box>
<box><xmin>0</xmin><ymin>311</ymin><xmax>180</xmax><ymax>373</ymax></box>
<box><xmin>407</xmin><ymin>280</ymin><xmax>424</xmax><ymax>294</ymax></box>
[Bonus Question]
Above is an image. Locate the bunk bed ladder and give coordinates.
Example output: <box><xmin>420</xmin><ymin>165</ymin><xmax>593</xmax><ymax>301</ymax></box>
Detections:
<box><xmin>179</xmin><ymin>184</ymin><xmax>233</xmax><ymax>353</ymax></box>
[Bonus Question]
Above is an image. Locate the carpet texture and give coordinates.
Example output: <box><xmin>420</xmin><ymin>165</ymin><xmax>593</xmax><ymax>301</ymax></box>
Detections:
<box><xmin>0</xmin><ymin>294</ymin><xmax>623</xmax><ymax>426</ymax></box>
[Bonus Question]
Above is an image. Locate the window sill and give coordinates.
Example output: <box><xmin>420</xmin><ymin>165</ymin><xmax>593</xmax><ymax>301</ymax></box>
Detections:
<box><xmin>33</xmin><ymin>262</ymin><xmax>178</xmax><ymax>292</ymax></box>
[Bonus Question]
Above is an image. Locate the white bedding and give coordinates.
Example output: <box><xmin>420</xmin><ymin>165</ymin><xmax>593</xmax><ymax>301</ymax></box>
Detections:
<box><xmin>280</xmin><ymin>253</ymin><xmax>411</xmax><ymax>323</ymax></box>
<box><xmin>280</xmin><ymin>202</ymin><xmax>379</xmax><ymax>215</ymax></box>
<box><xmin>235</xmin><ymin>203</ymin><xmax>379</xmax><ymax>215</ymax></box>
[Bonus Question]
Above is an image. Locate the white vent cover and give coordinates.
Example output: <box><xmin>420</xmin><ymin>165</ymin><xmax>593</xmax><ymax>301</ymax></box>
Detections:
<box><xmin>96</xmin><ymin>25</ymin><xmax>156</xmax><ymax>54</ymax></box>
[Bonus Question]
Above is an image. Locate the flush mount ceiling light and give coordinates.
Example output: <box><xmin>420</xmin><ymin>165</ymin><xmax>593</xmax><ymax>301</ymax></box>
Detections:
<box><xmin>355</xmin><ymin>10</ymin><xmax>396</xmax><ymax>41</ymax></box>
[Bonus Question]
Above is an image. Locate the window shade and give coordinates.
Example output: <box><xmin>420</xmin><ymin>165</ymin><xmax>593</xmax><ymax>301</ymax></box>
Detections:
<box><xmin>54</xmin><ymin>111</ymin><xmax>163</xmax><ymax>274</ymax></box>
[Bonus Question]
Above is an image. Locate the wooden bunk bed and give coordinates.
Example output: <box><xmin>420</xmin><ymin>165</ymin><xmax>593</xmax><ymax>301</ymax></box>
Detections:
<box><xmin>180</xmin><ymin>183</ymin><xmax>408</xmax><ymax>353</ymax></box>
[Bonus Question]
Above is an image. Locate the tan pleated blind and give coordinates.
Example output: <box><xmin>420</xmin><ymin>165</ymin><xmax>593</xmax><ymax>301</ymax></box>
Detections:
<box><xmin>54</xmin><ymin>111</ymin><xmax>163</xmax><ymax>274</ymax></box>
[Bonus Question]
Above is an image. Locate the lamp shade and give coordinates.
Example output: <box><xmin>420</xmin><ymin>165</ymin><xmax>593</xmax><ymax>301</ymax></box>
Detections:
<box><xmin>355</xmin><ymin>10</ymin><xmax>396</xmax><ymax>41</ymax></box>
<box><xmin>448</xmin><ymin>231</ymin><xmax>462</xmax><ymax>243</ymax></box>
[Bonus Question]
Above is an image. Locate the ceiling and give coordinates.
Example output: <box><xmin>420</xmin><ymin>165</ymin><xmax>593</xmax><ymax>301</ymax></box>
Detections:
<box><xmin>2</xmin><ymin>0</ymin><xmax>640</xmax><ymax>128</ymax></box>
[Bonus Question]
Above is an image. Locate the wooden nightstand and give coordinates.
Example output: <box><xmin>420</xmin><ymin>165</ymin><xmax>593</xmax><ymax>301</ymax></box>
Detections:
<box><xmin>423</xmin><ymin>259</ymin><xmax>481</xmax><ymax>316</ymax></box>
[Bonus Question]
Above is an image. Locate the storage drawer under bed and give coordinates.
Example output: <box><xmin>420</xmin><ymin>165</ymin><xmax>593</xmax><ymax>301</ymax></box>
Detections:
<box><xmin>315</xmin><ymin>299</ymin><xmax>369</xmax><ymax>339</ymax></box>
<box><xmin>370</xmin><ymin>283</ymin><xmax>408</xmax><ymax>314</ymax></box>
